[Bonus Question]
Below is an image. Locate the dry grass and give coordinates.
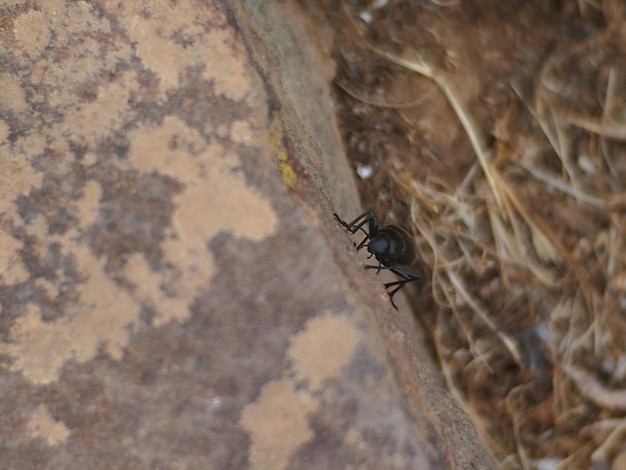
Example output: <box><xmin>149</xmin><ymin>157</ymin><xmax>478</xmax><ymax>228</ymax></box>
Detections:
<box><xmin>333</xmin><ymin>1</ymin><xmax>626</xmax><ymax>467</ymax></box>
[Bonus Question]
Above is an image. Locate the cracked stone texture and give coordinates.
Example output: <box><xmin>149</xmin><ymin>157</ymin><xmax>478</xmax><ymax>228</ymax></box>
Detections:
<box><xmin>0</xmin><ymin>0</ymin><xmax>496</xmax><ymax>468</ymax></box>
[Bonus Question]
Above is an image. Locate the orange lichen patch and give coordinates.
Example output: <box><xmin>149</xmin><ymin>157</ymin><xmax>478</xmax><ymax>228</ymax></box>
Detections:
<box><xmin>13</xmin><ymin>132</ymin><xmax>47</xmax><ymax>159</ymax></box>
<box><xmin>288</xmin><ymin>311</ymin><xmax>362</xmax><ymax>392</ymax></box>
<box><xmin>44</xmin><ymin>40</ymin><xmax>127</xmax><ymax>107</ymax></box>
<box><xmin>201</xmin><ymin>29</ymin><xmax>252</xmax><ymax>102</ymax></box>
<box><xmin>123</xmin><ymin>253</ymin><xmax>199</xmax><ymax>325</ymax></box>
<box><xmin>230</xmin><ymin>120</ymin><xmax>256</xmax><ymax>145</ymax></box>
<box><xmin>55</xmin><ymin>70</ymin><xmax>137</xmax><ymax>148</ymax></box>
<box><xmin>105</xmin><ymin>0</ymin><xmax>249</xmax><ymax>101</ymax></box>
<box><xmin>26</xmin><ymin>404</ymin><xmax>70</xmax><ymax>446</ymax></box>
<box><xmin>12</xmin><ymin>2</ymin><xmax>117</xmax><ymax>97</ymax></box>
<box><xmin>2</xmin><ymin>237</ymin><xmax>139</xmax><ymax>384</ymax></box>
<box><xmin>23</xmin><ymin>0</ymin><xmax>112</xmax><ymax>41</ymax></box>
<box><xmin>7</xmin><ymin>2</ymin><xmax>134</xmax><ymax>161</ymax></box>
<box><xmin>122</xmin><ymin>116</ymin><xmax>276</xmax><ymax>325</ymax></box>
<box><xmin>13</xmin><ymin>10</ymin><xmax>50</xmax><ymax>58</ymax></box>
<box><xmin>241</xmin><ymin>378</ymin><xmax>317</xmax><ymax>470</ymax></box>
<box><xmin>0</xmin><ymin>145</ymin><xmax>43</xmax><ymax>221</ymax></box>
<box><xmin>241</xmin><ymin>312</ymin><xmax>363</xmax><ymax>468</ymax></box>
<box><xmin>105</xmin><ymin>1</ymin><xmax>202</xmax><ymax>92</ymax></box>
<box><xmin>128</xmin><ymin>116</ymin><xmax>277</xmax><ymax>242</ymax></box>
<box><xmin>0</xmin><ymin>74</ymin><xmax>28</xmax><ymax>113</ymax></box>
<box><xmin>76</xmin><ymin>180</ymin><xmax>102</xmax><ymax>231</ymax></box>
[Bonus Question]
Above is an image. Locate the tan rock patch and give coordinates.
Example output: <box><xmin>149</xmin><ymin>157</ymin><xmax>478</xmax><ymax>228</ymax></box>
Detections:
<box><xmin>241</xmin><ymin>378</ymin><xmax>317</xmax><ymax>470</ymax></box>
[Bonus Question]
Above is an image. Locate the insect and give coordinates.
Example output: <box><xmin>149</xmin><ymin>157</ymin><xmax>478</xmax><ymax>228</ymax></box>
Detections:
<box><xmin>334</xmin><ymin>210</ymin><xmax>421</xmax><ymax>309</ymax></box>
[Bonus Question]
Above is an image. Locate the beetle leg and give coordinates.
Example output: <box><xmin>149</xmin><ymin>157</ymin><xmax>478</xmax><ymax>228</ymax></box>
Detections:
<box><xmin>334</xmin><ymin>211</ymin><xmax>378</xmax><ymax>251</ymax></box>
<box><xmin>363</xmin><ymin>261</ymin><xmax>385</xmax><ymax>274</ymax></box>
<box><xmin>384</xmin><ymin>278</ymin><xmax>416</xmax><ymax>310</ymax></box>
<box><xmin>387</xmin><ymin>266</ymin><xmax>421</xmax><ymax>282</ymax></box>
<box><xmin>364</xmin><ymin>265</ymin><xmax>420</xmax><ymax>280</ymax></box>
<box><xmin>364</xmin><ymin>265</ymin><xmax>421</xmax><ymax>310</ymax></box>
<box><xmin>355</xmin><ymin>211</ymin><xmax>379</xmax><ymax>250</ymax></box>
<box><xmin>355</xmin><ymin>212</ymin><xmax>378</xmax><ymax>250</ymax></box>
<box><xmin>386</xmin><ymin>267</ymin><xmax>421</xmax><ymax>308</ymax></box>
<box><xmin>367</xmin><ymin>211</ymin><xmax>379</xmax><ymax>239</ymax></box>
<box><xmin>334</xmin><ymin>211</ymin><xmax>376</xmax><ymax>233</ymax></box>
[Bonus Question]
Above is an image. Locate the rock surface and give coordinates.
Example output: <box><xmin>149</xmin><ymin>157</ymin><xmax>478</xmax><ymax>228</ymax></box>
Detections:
<box><xmin>0</xmin><ymin>0</ymin><xmax>495</xmax><ymax>468</ymax></box>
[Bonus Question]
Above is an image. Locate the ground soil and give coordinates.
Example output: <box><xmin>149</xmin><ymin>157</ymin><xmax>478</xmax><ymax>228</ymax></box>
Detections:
<box><xmin>306</xmin><ymin>1</ymin><xmax>626</xmax><ymax>468</ymax></box>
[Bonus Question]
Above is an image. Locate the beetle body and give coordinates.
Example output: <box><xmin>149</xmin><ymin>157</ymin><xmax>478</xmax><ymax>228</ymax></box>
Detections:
<box><xmin>368</xmin><ymin>224</ymin><xmax>416</xmax><ymax>267</ymax></box>
<box><xmin>334</xmin><ymin>210</ymin><xmax>420</xmax><ymax>309</ymax></box>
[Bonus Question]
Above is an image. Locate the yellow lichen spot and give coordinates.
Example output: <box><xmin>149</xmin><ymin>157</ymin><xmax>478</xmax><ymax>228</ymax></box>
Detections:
<box><xmin>277</xmin><ymin>154</ymin><xmax>297</xmax><ymax>189</ymax></box>
<box><xmin>270</xmin><ymin>122</ymin><xmax>297</xmax><ymax>189</ymax></box>
<box><xmin>26</xmin><ymin>404</ymin><xmax>70</xmax><ymax>446</ymax></box>
<box><xmin>288</xmin><ymin>311</ymin><xmax>362</xmax><ymax>392</ymax></box>
<box><xmin>241</xmin><ymin>378</ymin><xmax>317</xmax><ymax>470</ymax></box>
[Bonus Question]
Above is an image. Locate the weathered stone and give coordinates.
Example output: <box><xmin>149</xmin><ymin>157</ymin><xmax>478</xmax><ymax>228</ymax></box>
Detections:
<box><xmin>0</xmin><ymin>0</ymin><xmax>495</xmax><ymax>468</ymax></box>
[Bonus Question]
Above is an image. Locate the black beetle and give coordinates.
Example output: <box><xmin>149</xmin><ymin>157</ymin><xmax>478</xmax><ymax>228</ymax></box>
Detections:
<box><xmin>334</xmin><ymin>210</ymin><xmax>421</xmax><ymax>309</ymax></box>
